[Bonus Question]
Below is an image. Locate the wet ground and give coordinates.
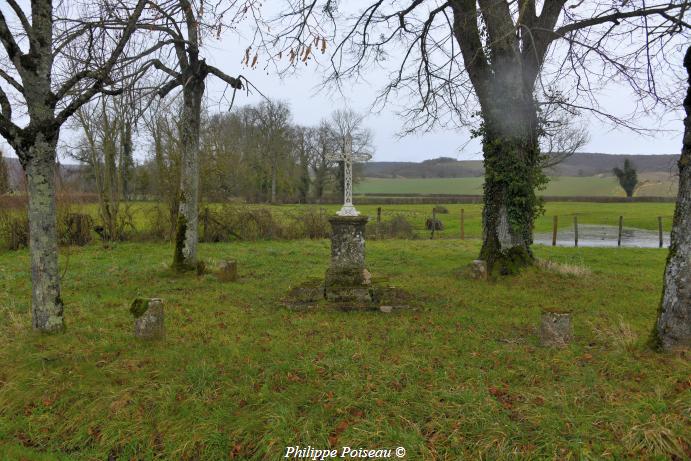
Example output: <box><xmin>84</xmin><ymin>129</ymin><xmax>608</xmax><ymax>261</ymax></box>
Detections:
<box><xmin>534</xmin><ymin>224</ymin><xmax>670</xmax><ymax>248</ymax></box>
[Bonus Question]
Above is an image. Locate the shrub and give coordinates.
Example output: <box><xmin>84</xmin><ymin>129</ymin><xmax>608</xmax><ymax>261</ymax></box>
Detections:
<box><xmin>206</xmin><ymin>205</ymin><xmax>282</xmax><ymax>241</ymax></box>
<box><xmin>0</xmin><ymin>210</ymin><xmax>29</xmax><ymax>250</ymax></box>
<box><xmin>368</xmin><ymin>214</ymin><xmax>415</xmax><ymax>239</ymax></box>
<box><xmin>285</xmin><ymin>207</ymin><xmax>330</xmax><ymax>240</ymax></box>
<box><xmin>60</xmin><ymin>213</ymin><xmax>93</xmax><ymax>246</ymax></box>
<box><xmin>145</xmin><ymin>205</ymin><xmax>176</xmax><ymax>242</ymax></box>
<box><xmin>425</xmin><ymin>218</ymin><xmax>444</xmax><ymax>231</ymax></box>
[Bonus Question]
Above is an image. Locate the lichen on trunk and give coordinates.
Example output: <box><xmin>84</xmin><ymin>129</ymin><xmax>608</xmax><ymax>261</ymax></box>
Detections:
<box><xmin>653</xmin><ymin>46</ymin><xmax>691</xmax><ymax>350</ymax></box>
<box><xmin>172</xmin><ymin>76</ymin><xmax>204</xmax><ymax>271</ymax></box>
<box><xmin>25</xmin><ymin>139</ymin><xmax>65</xmax><ymax>333</ymax></box>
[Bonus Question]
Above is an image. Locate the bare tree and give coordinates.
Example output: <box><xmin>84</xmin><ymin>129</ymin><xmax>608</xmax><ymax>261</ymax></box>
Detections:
<box><xmin>128</xmin><ymin>1</ymin><xmax>252</xmax><ymax>271</ymax></box>
<box><xmin>540</xmin><ymin>100</ymin><xmax>590</xmax><ymax>169</ymax></box>
<box><xmin>293</xmin><ymin>125</ymin><xmax>313</xmax><ymax>203</ymax></box>
<box><xmin>250</xmin><ymin>100</ymin><xmax>293</xmax><ymax>203</ymax></box>
<box><xmin>143</xmin><ymin>99</ymin><xmax>184</xmax><ymax>238</ymax></box>
<box><xmin>0</xmin><ymin>148</ymin><xmax>8</xmax><ymax>194</ymax></box>
<box><xmin>0</xmin><ymin>0</ymin><xmax>146</xmax><ymax>332</ymax></box>
<box><xmin>275</xmin><ymin>1</ymin><xmax>690</xmax><ymax>274</ymax></box>
<box><xmin>310</xmin><ymin>120</ymin><xmax>336</xmax><ymax>202</ymax></box>
<box><xmin>655</xmin><ymin>46</ymin><xmax>690</xmax><ymax>350</ymax></box>
<box><xmin>71</xmin><ymin>88</ymin><xmax>143</xmax><ymax>240</ymax></box>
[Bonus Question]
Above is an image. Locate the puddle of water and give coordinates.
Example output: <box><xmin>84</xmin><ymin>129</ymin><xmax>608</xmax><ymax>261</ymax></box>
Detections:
<box><xmin>534</xmin><ymin>224</ymin><xmax>670</xmax><ymax>248</ymax></box>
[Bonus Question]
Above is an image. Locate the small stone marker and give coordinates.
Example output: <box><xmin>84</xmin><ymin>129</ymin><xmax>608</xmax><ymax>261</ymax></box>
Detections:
<box><xmin>539</xmin><ymin>310</ymin><xmax>572</xmax><ymax>347</ymax></box>
<box><xmin>469</xmin><ymin>260</ymin><xmax>488</xmax><ymax>280</ymax></box>
<box><xmin>217</xmin><ymin>260</ymin><xmax>238</xmax><ymax>282</ymax></box>
<box><xmin>131</xmin><ymin>298</ymin><xmax>164</xmax><ymax>340</ymax></box>
<box><xmin>379</xmin><ymin>305</ymin><xmax>393</xmax><ymax>313</ymax></box>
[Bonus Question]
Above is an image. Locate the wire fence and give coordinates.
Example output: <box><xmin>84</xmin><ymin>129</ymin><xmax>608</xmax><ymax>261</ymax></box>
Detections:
<box><xmin>0</xmin><ymin>199</ymin><xmax>677</xmax><ymax>250</ymax></box>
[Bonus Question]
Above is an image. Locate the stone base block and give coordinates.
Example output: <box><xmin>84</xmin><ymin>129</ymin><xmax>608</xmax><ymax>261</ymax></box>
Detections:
<box><xmin>217</xmin><ymin>260</ymin><xmax>238</xmax><ymax>282</ymax></box>
<box><xmin>539</xmin><ymin>311</ymin><xmax>572</xmax><ymax>347</ymax></box>
<box><xmin>469</xmin><ymin>260</ymin><xmax>488</xmax><ymax>280</ymax></box>
<box><xmin>324</xmin><ymin>267</ymin><xmax>372</xmax><ymax>307</ymax></box>
<box><xmin>131</xmin><ymin>298</ymin><xmax>164</xmax><ymax>340</ymax></box>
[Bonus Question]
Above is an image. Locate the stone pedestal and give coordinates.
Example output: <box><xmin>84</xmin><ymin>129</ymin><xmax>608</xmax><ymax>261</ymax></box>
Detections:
<box><xmin>324</xmin><ymin>215</ymin><xmax>372</xmax><ymax>307</ymax></box>
<box><xmin>539</xmin><ymin>310</ymin><xmax>572</xmax><ymax>347</ymax></box>
<box><xmin>131</xmin><ymin>298</ymin><xmax>165</xmax><ymax>340</ymax></box>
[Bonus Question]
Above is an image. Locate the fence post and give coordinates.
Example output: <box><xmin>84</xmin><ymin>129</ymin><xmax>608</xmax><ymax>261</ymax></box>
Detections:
<box><xmin>618</xmin><ymin>216</ymin><xmax>623</xmax><ymax>248</ymax></box>
<box><xmin>574</xmin><ymin>216</ymin><xmax>578</xmax><ymax>248</ymax></box>
<box><xmin>376</xmin><ymin>207</ymin><xmax>381</xmax><ymax>240</ymax></box>
<box><xmin>552</xmin><ymin>216</ymin><xmax>558</xmax><ymax>246</ymax></box>
<box><xmin>431</xmin><ymin>208</ymin><xmax>436</xmax><ymax>240</ymax></box>
<box><xmin>658</xmin><ymin>216</ymin><xmax>663</xmax><ymax>248</ymax></box>
<box><xmin>460</xmin><ymin>208</ymin><xmax>465</xmax><ymax>240</ymax></box>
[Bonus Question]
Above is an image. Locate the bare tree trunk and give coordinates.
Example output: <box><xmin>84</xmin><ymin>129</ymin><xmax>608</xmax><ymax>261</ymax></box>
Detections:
<box><xmin>173</xmin><ymin>77</ymin><xmax>204</xmax><ymax>271</ymax></box>
<box><xmin>25</xmin><ymin>138</ymin><xmax>64</xmax><ymax>333</ymax></box>
<box><xmin>120</xmin><ymin>123</ymin><xmax>133</xmax><ymax>200</ymax></box>
<box><xmin>655</xmin><ymin>46</ymin><xmax>691</xmax><ymax>350</ymax></box>
<box><xmin>270</xmin><ymin>160</ymin><xmax>277</xmax><ymax>203</ymax></box>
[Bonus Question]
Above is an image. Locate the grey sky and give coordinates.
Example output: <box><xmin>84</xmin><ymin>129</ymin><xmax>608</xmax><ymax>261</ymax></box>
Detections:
<box><xmin>0</xmin><ymin>1</ymin><xmax>686</xmax><ymax>164</ymax></box>
<box><xmin>197</xmin><ymin>22</ymin><xmax>687</xmax><ymax>163</ymax></box>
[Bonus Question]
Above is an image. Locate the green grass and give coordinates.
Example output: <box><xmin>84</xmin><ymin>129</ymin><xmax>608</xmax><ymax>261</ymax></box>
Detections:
<box><xmin>0</xmin><ymin>239</ymin><xmax>689</xmax><ymax>460</ymax></box>
<box><xmin>355</xmin><ymin>173</ymin><xmax>678</xmax><ymax>197</ymax></box>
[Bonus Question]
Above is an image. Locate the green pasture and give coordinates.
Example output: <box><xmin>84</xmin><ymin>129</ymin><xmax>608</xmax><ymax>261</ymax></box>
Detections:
<box><xmin>0</xmin><ymin>239</ymin><xmax>688</xmax><ymax>459</ymax></box>
<box><xmin>355</xmin><ymin>173</ymin><xmax>678</xmax><ymax>197</ymax></box>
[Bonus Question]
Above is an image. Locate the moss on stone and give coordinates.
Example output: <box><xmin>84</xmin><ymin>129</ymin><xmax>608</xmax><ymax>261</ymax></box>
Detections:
<box><xmin>130</xmin><ymin>298</ymin><xmax>149</xmax><ymax>318</ymax></box>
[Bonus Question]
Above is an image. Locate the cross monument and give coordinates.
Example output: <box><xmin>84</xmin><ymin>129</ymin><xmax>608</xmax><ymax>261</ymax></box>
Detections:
<box><xmin>327</xmin><ymin>134</ymin><xmax>371</xmax><ymax>216</ymax></box>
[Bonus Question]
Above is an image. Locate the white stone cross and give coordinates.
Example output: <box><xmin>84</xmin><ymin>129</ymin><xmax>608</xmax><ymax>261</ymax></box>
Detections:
<box><xmin>327</xmin><ymin>134</ymin><xmax>371</xmax><ymax>216</ymax></box>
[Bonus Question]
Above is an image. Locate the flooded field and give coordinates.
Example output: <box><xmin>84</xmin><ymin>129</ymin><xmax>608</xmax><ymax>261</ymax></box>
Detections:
<box><xmin>534</xmin><ymin>224</ymin><xmax>670</xmax><ymax>248</ymax></box>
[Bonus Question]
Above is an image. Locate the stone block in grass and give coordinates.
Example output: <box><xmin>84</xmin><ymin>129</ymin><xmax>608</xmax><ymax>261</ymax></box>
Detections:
<box><xmin>130</xmin><ymin>298</ymin><xmax>164</xmax><ymax>340</ymax></box>
<box><xmin>539</xmin><ymin>310</ymin><xmax>572</xmax><ymax>347</ymax></box>
<box><xmin>217</xmin><ymin>260</ymin><xmax>238</xmax><ymax>282</ymax></box>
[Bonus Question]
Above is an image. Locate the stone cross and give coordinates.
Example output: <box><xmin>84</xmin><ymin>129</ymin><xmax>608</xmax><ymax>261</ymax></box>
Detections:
<box><xmin>327</xmin><ymin>134</ymin><xmax>372</xmax><ymax>216</ymax></box>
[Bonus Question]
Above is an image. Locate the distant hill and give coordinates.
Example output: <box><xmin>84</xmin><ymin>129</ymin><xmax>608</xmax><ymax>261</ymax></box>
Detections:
<box><xmin>1</xmin><ymin>157</ymin><xmax>85</xmax><ymax>191</ymax></box>
<box><xmin>362</xmin><ymin>153</ymin><xmax>680</xmax><ymax>178</ymax></box>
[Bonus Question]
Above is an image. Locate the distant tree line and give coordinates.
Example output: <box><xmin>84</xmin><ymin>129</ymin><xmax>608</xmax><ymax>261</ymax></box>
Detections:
<box><xmin>68</xmin><ymin>98</ymin><xmax>372</xmax><ymax>207</ymax></box>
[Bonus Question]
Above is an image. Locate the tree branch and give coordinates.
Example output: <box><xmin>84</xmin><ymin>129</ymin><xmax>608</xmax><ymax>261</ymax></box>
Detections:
<box><xmin>54</xmin><ymin>0</ymin><xmax>148</xmax><ymax>126</ymax></box>
<box><xmin>554</xmin><ymin>3</ymin><xmax>687</xmax><ymax>37</ymax></box>
<box><xmin>206</xmin><ymin>65</ymin><xmax>243</xmax><ymax>89</ymax></box>
<box><xmin>0</xmin><ymin>6</ymin><xmax>24</xmax><ymax>65</ymax></box>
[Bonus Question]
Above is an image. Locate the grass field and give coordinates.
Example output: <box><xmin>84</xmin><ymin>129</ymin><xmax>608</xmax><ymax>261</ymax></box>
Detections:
<box><xmin>0</xmin><ymin>238</ymin><xmax>689</xmax><ymax>460</ymax></box>
<box><xmin>57</xmin><ymin>202</ymin><xmax>674</xmax><ymax>242</ymax></box>
<box><xmin>355</xmin><ymin>173</ymin><xmax>679</xmax><ymax>197</ymax></box>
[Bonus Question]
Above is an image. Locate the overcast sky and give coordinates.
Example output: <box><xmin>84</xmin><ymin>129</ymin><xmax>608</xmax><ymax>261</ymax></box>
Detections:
<box><xmin>1</xmin><ymin>1</ymin><xmax>687</xmax><ymax>164</ymax></box>
<box><xmin>199</xmin><ymin>34</ymin><xmax>685</xmax><ymax>163</ymax></box>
